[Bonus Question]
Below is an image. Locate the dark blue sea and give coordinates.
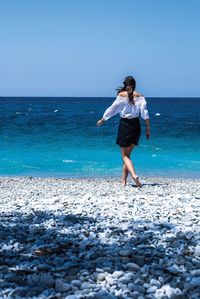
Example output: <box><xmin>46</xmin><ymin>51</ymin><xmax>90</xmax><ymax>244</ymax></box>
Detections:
<box><xmin>0</xmin><ymin>97</ymin><xmax>199</xmax><ymax>178</ymax></box>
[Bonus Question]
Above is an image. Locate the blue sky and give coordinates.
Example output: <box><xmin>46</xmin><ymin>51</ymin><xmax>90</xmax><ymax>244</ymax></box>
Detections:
<box><xmin>0</xmin><ymin>0</ymin><xmax>200</xmax><ymax>97</ymax></box>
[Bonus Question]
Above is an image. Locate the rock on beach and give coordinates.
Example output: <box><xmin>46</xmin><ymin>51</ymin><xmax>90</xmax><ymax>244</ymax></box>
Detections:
<box><xmin>0</xmin><ymin>175</ymin><xmax>199</xmax><ymax>298</ymax></box>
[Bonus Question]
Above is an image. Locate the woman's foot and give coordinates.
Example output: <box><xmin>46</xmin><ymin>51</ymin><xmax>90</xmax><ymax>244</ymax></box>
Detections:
<box><xmin>121</xmin><ymin>178</ymin><xmax>127</xmax><ymax>186</ymax></box>
<box><xmin>132</xmin><ymin>175</ymin><xmax>142</xmax><ymax>188</ymax></box>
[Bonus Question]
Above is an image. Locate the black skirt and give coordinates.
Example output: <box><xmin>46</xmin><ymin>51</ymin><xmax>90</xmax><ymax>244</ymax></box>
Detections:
<box><xmin>116</xmin><ymin>117</ymin><xmax>141</xmax><ymax>148</ymax></box>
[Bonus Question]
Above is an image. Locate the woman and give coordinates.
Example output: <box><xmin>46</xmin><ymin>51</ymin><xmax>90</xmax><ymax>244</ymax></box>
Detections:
<box><xmin>97</xmin><ymin>76</ymin><xmax>150</xmax><ymax>187</ymax></box>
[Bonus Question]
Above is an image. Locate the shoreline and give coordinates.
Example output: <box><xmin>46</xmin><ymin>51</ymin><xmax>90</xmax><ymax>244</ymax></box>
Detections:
<box><xmin>0</xmin><ymin>176</ymin><xmax>200</xmax><ymax>298</ymax></box>
<box><xmin>0</xmin><ymin>172</ymin><xmax>199</xmax><ymax>180</ymax></box>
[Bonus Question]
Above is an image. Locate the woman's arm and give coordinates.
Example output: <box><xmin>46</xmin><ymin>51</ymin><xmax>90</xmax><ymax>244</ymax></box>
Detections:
<box><xmin>97</xmin><ymin>95</ymin><xmax>124</xmax><ymax>127</ymax></box>
<box><xmin>140</xmin><ymin>97</ymin><xmax>150</xmax><ymax>139</ymax></box>
<box><xmin>145</xmin><ymin>118</ymin><xmax>150</xmax><ymax>139</ymax></box>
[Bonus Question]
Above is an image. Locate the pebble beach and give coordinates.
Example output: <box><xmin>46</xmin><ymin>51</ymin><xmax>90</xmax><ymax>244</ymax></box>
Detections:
<box><xmin>0</xmin><ymin>176</ymin><xmax>200</xmax><ymax>299</ymax></box>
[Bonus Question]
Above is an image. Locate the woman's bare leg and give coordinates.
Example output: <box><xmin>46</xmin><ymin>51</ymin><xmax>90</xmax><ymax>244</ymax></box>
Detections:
<box><xmin>121</xmin><ymin>145</ymin><xmax>133</xmax><ymax>186</ymax></box>
<box><xmin>122</xmin><ymin>163</ymin><xmax>129</xmax><ymax>186</ymax></box>
<box><xmin>120</xmin><ymin>144</ymin><xmax>142</xmax><ymax>187</ymax></box>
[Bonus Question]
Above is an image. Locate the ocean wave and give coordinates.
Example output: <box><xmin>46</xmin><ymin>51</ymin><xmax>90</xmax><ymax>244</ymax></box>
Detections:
<box><xmin>16</xmin><ymin>112</ymin><xmax>29</xmax><ymax>116</ymax></box>
<box><xmin>182</xmin><ymin>160</ymin><xmax>200</xmax><ymax>164</ymax></box>
<box><xmin>21</xmin><ymin>164</ymin><xmax>40</xmax><ymax>169</ymax></box>
<box><xmin>62</xmin><ymin>160</ymin><xmax>99</xmax><ymax>164</ymax></box>
<box><xmin>3</xmin><ymin>159</ymin><xmax>19</xmax><ymax>163</ymax></box>
<box><xmin>2</xmin><ymin>159</ymin><xmax>40</xmax><ymax>169</ymax></box>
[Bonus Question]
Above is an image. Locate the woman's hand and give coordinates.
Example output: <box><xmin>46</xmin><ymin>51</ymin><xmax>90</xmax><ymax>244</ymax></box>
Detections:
<box><xmin>96</xmin><ymin>118</ymin><xmax>105</xmax><ymax>127</ymax></box>
<box><xmin>146</xmin><ymin>126</ymin><xmax>150</xmax><ymax>139</ymax></box>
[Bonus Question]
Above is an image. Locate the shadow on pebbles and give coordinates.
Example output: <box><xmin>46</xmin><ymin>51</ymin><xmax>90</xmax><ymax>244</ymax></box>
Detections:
<box><xmin>0</xmin><ymin>176</ymin><xmax>200</xmax><ymax>298</ymax></box>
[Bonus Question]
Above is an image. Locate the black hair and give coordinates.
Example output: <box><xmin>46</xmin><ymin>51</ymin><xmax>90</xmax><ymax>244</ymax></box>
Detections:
<box><xmin>116</xmin><ymin>76</ymin><xmax>136</xmax><ymax>95</ymax></box>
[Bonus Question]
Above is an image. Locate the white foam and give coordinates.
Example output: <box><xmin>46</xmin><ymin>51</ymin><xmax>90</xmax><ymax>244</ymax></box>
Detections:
<box><xmin>63</xmin><ymin>159</ymin><xmax>76</xmax><ymax>163</ymax></box>
<box><xmin>155</xmin><ymin>113</ymin><xmax>161</xmax><ymax>116</ymax></box>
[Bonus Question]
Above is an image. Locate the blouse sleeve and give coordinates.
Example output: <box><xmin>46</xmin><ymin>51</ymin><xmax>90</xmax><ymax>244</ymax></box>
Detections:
<box><xmin>139</xmin><ymin>97</ymin><xmax>150</xmax><ymax>120</ymax></box>
<box><xmin>102</xmin><ymin>96</ymin><xmax>125</xmax><ymax>121</ymax></box>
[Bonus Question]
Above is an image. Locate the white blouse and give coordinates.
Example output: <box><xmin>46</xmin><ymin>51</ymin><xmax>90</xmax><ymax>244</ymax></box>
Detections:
<box><xmin>102</xmin><ymin>95</ymin><xmax>150</xmax><ymax>121</ymax></box>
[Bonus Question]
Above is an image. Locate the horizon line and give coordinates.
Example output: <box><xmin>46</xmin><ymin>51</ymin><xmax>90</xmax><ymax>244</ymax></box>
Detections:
<box><xmin>0</xmin><ymin>95</ymin><xmax>200</xmax><ymax>99</ymax></box>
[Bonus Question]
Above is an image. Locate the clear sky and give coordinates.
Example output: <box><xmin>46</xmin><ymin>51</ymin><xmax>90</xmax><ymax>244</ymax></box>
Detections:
<box><xmin>0</xmin><ymin>0</ymin><xmax>200</xmax><ymax>97</ymax></box>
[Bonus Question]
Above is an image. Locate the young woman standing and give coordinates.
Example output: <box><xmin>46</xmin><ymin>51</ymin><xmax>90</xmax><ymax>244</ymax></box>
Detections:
<box><xmin>97</xmin><ymin>76</ymin><xmax>150</xmax><ymax>187</ymax></box>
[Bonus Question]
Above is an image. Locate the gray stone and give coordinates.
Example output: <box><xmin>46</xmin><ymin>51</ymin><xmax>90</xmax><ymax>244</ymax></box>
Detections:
<box><xmin>27</xmin><ymin>273</ymin><xmax>54</xmax><ymax>288</ymax></box>
<box><xmin>125</xmin><ymin>262</ymin><xmax>140</xmax><ymax>271</ymax></box>
<box><xmin>150</xmin><ymin>278</ymin><xmax>161</xmax><ymax>288</ymax></box>
<box><xmin>81</xmin><ymin>288</ymin><xmax>93</xmax><ymax>294</ymax></box>
<box><xmin>55</xmin><ymin>279</ymin><xmax>71</xmax><ymax>292</ymax></box>
<box><xmin>119</xmin><ymin>249</ymin><xmax>132</xmax><ymax>257</ymax></box>
<box><xmin>96</xmin><ymin>290</ymin><xmax>117</xmax><ymax>299</ymax></box>
<box><xmin>155</xmin><ymin>284</ymin><xmax>184</xmax><ymax>299</ymax></box>
<box><xmin>112</xmin><ymin>270</ymin><xmax>124</xmax><ymax>278</ymax></box>
<box><xmin>127</xmin><ymin>283</ymin><xmax>135</xmax><ymax>291</ymax></box>
<box><xmin>131</xmin><ymin>291</ymin><xmax>140</xmax><ymax>298</ymax></box>
<box><xmin>0</xmin><ymin>265</ymin><xmax>9</xmax><ymax>273</ymax></box>
<box><xmin>192</xmin><ymin>258</ymin><xmax>200</xmax><ymax>267</ymax></box>
<box><xmin>147</xmin><ymin>286</ymin><xmax>158</xmax><ymax>293</ymax></box>
<box><xmin>97</xmin><ymin>272</ymin><xmax>106</xmax><ymax>281</ymax></box>
<box><xmin>71</xmin><ymin>279</ymin><xmax>81</xmax><ymax>288</ymax></box>
<box><xmin>194</xmin><ymin>245</ymin><xmax>200</xmax><ymax>256</ymax></box>
<box><xmin>133</xmin><ymin>285</ymin><xmax>145</xmax><ymax>293</ymax></box>
<box><xmin>8</xmin><ymin>287</ymin><xmax>29</xmax><ymax>297</ymax></box>
<box><xmin>125</xmin><ymin>272</ymin><xmax>136</xmax><ymax>280</ymax></box>
<box><xmin>4</xmin><ymin>273</ymin><xmax>24</xmax><ymax>284</ymax></box>
<box><xmin>118</xmin><ymin>276</ymin><xmax>131</xmax><ymax>284</ymax></box>
<box><xmin>26</xmin><ymin>286</ymin><xmax>44</xmax><ymax>297</ymax></box>
<box><xmin>37</xmin><ymin>263</ymin><xmax>51</xmax><ymax>271</ymax></box>
<box><xmin>143</xmin><ymin>283</ymin><xmax>150</xmax><ymax>289</ymax></box>
<box><xmin>166</xmin><ymin>264</ymin><xmax>181</xmax><ymax>274</ymax></box>
<box><xmin>81</xmin><ymin>282</ymin><xmax>97</xmax><ymax>289</ymax></box>
<box><xmin>106</xmin><ymin>276</ymin><xmax>117</xmax><ymax>286</ymax></box>
<box><xmin>115</xmin><ymin>289</ymin><xmax>123</xmax><ymax>296</ymax></box>
<box><xmin>190</xmin><ymin>269</ymin><xmax>200</xmax><ymax>276</ymax></box>
<box><xmin>29</xmin><ymin>224</ymin><xmax>41</xmax><ymax>234</ymax></box>
<box><xmin>190</xmin><ymin>277</ymin><xmax>200</xmax><ymax>288</ymax></box>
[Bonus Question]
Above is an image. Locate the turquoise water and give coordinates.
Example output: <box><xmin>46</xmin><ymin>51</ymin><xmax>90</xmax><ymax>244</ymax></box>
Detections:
<box><xmin>0</xmin><ymin>97</ymin><xmax>199</xmax><ymax>178</ymax></box>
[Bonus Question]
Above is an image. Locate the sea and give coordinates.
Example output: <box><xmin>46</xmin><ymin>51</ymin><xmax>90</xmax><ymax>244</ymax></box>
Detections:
<box><xmin>0</xmin><ymin>97</ymin><xmax>199</xmax><ymax>179</ymax></box>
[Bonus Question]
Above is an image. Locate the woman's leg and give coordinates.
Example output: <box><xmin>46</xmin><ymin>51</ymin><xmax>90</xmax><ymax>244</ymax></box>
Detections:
<box><xmin>120</xmin><ymin>144</ymin><xmax>142</xmax><ymax>187</ymax></box>
<box><xmin>121</xmin><ymin>145</ymin><xmax>134</xmax><ymax>185</ymax></box>
<box><xmin>122</xmin><ymin>163</ymin><xmax>129</xmax><ymax>186</ymax></box>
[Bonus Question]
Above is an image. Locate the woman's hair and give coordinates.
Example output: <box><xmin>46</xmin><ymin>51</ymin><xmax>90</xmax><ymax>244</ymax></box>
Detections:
<box><xmin>117</xmin><ymin>76</ymin><xmax>136</xmax><ymax>95</ymax></box>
